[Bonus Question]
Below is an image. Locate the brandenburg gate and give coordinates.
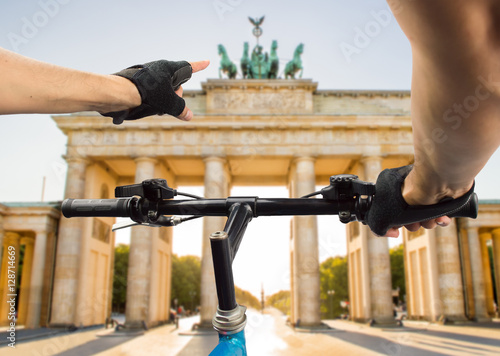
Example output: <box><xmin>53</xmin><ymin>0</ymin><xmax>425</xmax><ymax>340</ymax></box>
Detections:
<box><xmin>0</xmin><ymin>79</ymin><xmax>499</xmax><ymax>329</ymax></box>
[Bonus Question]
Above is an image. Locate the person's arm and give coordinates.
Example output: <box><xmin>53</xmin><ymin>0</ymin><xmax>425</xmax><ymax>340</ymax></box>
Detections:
<box><xmin>0</xmin><ymin>47</ymin><xmax>209</xmax><ymax>120</ymax></box>
<box><xmin>386</xmin><ymin>0</ymin><xmax>500</xmax><ymax>236</ymax></box>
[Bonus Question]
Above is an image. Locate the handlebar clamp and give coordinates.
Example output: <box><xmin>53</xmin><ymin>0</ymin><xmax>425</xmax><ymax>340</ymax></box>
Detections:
<box><xmin>321</xmin><ymin>174</ymin><xmax>375</xmax><ymax>224</ymax></box>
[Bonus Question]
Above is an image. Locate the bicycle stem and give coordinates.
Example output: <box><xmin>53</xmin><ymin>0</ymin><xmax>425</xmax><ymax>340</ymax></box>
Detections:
<box><xmin>210</xmin><ymin>203</ymin><xmax>252</xmax><ymax>334</ymax></box>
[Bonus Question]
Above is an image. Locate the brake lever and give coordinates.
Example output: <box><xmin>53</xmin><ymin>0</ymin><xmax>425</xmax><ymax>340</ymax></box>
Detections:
<box><xmin>111</xmin><ymin>216</ymin><xmax>186</xmax><ymax>231</ymax></box>
<box><xmin>112</xmin><ymin>219</ymin><xmax>142</xmax><ymax>231</ymax></box>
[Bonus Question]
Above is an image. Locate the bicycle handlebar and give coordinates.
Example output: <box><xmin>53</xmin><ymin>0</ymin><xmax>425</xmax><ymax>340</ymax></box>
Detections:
<box><xmin>61</xmin><ymin>193</ymin><xmax>477</xmax><ymax>230</ymax></box>
<box><xmin>61</xmin><ymin>174</ymin><xmax>479</xmax><ymax>233</ymax></box>
<box><xmin>62</xmin><ymin>197</ymin><xmax>355</xmax><ymax>219</ymax></box>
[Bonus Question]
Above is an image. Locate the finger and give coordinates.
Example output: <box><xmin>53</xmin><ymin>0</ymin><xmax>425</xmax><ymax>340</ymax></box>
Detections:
<box><xmin>404</xmin><ymin>222</ymin><xmax>421</xmax><ymax>232</ymax></box>
<box><xmin>436</xmin><ymin>216</ymin><xmax>451</xmax><ymax>227</ymax></box>
<box><xmin>189</xmin><ymin>60</ymin><xmax>210</xmax><ymax>73</ymax></box>
<box><xmin>177</xmin><ymin>106</ymin><xmax>193</xmax><ymax>121</ymax></box>
<box><xmin>385</xmin><ymin>228</ymin><xmax>400</xmax><ymax>238</ymax></box>
<box><xmin>421</xmin><ymin>220</ymin><xmax>437</xmax><ymax>229</ymax></box>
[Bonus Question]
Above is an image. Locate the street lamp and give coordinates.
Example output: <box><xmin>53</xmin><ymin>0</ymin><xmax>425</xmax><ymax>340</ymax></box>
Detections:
<box><xmin>327</xmin><ymin>290</ymin><xmax>335</xmax><ymax>319</ymax></box>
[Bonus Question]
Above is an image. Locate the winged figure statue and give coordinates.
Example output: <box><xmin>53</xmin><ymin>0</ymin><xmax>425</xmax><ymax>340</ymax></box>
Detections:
<box><xmin>248</xmin><ymin>16</ymin><xmax>265</xmax><ymax>27</ymax></box>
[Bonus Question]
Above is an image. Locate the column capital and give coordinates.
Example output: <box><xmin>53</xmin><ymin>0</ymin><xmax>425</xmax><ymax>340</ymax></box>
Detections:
<box><xmin>491</xmin><ymin>228</ymin><xmax>500</xmax><ymax>238</ymax></box>
<box><xmin>20</xmin><ymin>236</ymin><xmax>35</xmax><ymax>246</ymax></box>
<box><xmin>292</xmin><ymin>156</ymin><xmax>315</xmax><ymax>164</ymax></box>
<box><xmin>202</xmin><ymin>156</ymin><xmax>227</xmax><ymax>164</ymax></box>
<box><xmin>479</xmin><ymin>231</ymin><xmax>492</xmax><ymax>239</ymax></box>
<box><xmin>3</xmin><ymin>232</ymin><xmax>20</xmax><ymax>245</ymax></box>
<box><xmin>359</xmin><ymin>155</ymin><xmax>383</xmax><ymax>164</ymax></box>
<box><xmin>63</xmin><ymin>155</ymin><xmax>90</xmax><ymax>166</ymax></box>
<box><xmin>134</xmin><ymin>157</ymin><xmax>158</xmax><ymax>165</ymax></box>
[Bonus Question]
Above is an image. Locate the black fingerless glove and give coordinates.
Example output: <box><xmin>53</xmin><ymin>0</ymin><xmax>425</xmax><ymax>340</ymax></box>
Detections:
<box><xmin>101</xmin><ymin>60</ymin><xmax>192</xmax><ymax>125</ymax></box>
<box><xmin>365</xmin><ymin>165</ymin><xmax>478</xmax><ymax>236</ymax></box>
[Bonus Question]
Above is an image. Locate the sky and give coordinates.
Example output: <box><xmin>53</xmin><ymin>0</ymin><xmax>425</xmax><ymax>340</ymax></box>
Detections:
<box><xmin>1</xmin><ymin>0</ymin><xmax>500</xmax><ymax>299</ymax></box>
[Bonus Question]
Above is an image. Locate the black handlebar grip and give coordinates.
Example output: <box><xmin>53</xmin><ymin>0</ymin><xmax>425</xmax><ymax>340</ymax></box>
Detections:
<box><xmin>62</xmin><ymin>198</ymin><xmax>132</xmax><ymax>218</ymax></box>
<box><xmin>366</xmin><ymin>165</ymin><xmax>478</xmax><ymax>236</ymax></box>
<box><xmin>386</xmin><ymin>191</ymin><xmax>477</xmax><ymax>227</ymax></box>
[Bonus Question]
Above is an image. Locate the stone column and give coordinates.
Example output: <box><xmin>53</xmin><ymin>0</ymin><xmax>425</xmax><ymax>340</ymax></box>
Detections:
<box><xmin>0</xmin><ymin>232</ymin><xmax>20</xmax><ymax>325</ymax></box>
<box><xmin>126</xmin><ymin>157</ymin><xmax>157</xmax><ymax>328</ymax></box>
<box><xmin>26</xmin><ymin>230</ymin><xmax>48</xmax><ymax>329</ymax></box>
<box><xmin>467</xmin><ymin>227</ymin><xmax>489</xmax><ymax>321</ymax></box>
<box><xmin>434</xmin><ymin>221</ymin><xmax>467</xmax><ymax>321</ymax></box>
<box><xmin>17</xmin><ymin>237</ymin><xmax>35</xmax><ymax>325</ymax></box>
<box><xmin>361</xmin><ymin>156</ymin><xmax>394</xmax><ymax>324</ymax></box>
<box><xmin>290</xmin><ymin>157</ymin><xmax>321</xmax><ymax>326</ymax></box>
<box><xmin>200</xmin><ymin>157</ymin><xmax>230</xmax><ymax>327</ymax></box>
<box><xmin>479</xmin><ymin>232</ymin><xmax>495</xmax><ymax>315</ymax></box>
<box><xmin>51</xmin><ymin>157</ymin><xmax>88</xmax><ymax>326</ymax></box>
<box><xmin>492</xmin><ymin>229</ymin><xmax>500</xmax><ymax>313</ymax></box>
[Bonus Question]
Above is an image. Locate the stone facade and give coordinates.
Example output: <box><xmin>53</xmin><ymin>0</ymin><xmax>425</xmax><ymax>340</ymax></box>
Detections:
<box><xmin>0</xmin><ymin>203</ymin><xmax>60</xmax><ymax>328</ymax></box>
<box><xmin>396</xmin><ymin>202</ymin><xmax>500</xmax><ymax>323</ymax></box>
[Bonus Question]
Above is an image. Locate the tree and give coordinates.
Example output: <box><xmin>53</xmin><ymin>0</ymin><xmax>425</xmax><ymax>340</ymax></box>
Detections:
<box><xmin>235</xmin><ymin>286</ymin><xmax>260</xmax><ymax>310</ymax></box>
<box><xmin>319</xmin><ymin>256</ymin><xmax>348</xmax><ymax>319</ymax></box>
<box><xmin>171</xmin><ymin>254</ymin><xmax>201</xmax><ymax>312</ymax></box>
<box><xmin>389</xmin><ymin>244</ymin><xmax>406</xmax><ymax>301</ymax></box>
<box><xmin>266</xmin><ymin>290</ymin><xmax>291</xmax><ymax>315</ymax></box>
<box><xmin>112</xmin><ymin>244</ymin><xmax>129</xmax><ymax>313</ymax></box>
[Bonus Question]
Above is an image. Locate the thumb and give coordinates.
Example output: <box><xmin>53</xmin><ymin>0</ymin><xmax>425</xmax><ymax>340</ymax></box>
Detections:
<box><xmin>176</xmin><ymin>105</ymin><xmax>193</xmax><ymax>121</ymax></box>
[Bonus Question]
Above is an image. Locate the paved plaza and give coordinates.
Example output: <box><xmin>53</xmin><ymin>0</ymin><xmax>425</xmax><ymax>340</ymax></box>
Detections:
<box><xmin>2</xmin><ymin>308</ymin><xmax>500</xmax><ymax>356</ymax></box>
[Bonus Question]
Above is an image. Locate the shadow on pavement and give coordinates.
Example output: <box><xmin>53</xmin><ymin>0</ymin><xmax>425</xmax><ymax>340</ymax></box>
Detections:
<box><xmin>316</xmin><ymin>324</ymin><xmax>500</xmax><ymax>356</ymax></box>
<box><xmin>53</xmin><ymin>334</ymin><xmax>140</xmax><ymax>356</ymax></box>
<box><xmin>0</xmin><ymin>325</ymin><xmax>101</xmax><ymax>346</ymax></box>
<box><xmin>320</xmin><ymin>330</ymin><xmax>449</xmax><ymax>356</ymax></box>
<box><xmin>422</xmin><ymin>328</ymin><xmax>500</xmax><ymax>349</ymax></box>
<box><xmin>176</xmin><ymin>333</ymin><xmax>218</xmax><ymax>356</ymax></box>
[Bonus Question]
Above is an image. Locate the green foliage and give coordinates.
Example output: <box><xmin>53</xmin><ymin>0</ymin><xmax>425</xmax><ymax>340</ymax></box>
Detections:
<box><xmin>320</xmin><ymin>256</ymin><xmax>349</xmax><ymax>319</ymax></box>
<box><xmin>171</xmin><ymin>254</ymin><xmax>201</xmax><ymax>312</ymax></box>
<box><xmin>389</xmin><ymin>244</ymin><xmax>406</xmax><ymax>299</ymax></box>
<box><xmin>111</xmin><ymin>250</ymin><xmax>259</xmax><ymax>315</ymax></box>
<box><xmin>112</xmin><ymin>244</ymin><xmax>129</xmax><ymax>313</ymax></box>
<box><xmin>235</xmin><ymin>286</ymin><xmax>261</xmax><ymax>310</ymax></box>
<box><xmin>266</xmin><ymin>290</ymin><xmax>290</xmax><ymax>315</ymax></box>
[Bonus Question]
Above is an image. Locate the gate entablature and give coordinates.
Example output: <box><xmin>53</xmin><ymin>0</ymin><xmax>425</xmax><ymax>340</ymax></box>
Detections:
<box><xmin>53</xmin><ymin>80</ymin><xmax>412</xmax><ymax>187</ymax></box>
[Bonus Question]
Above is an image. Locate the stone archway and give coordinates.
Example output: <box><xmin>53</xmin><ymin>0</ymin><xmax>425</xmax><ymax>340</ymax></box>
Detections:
<box><xmin>51</xmin><ymin>78</ymin><xmax>414</xmax><ymax>328</ymax></box>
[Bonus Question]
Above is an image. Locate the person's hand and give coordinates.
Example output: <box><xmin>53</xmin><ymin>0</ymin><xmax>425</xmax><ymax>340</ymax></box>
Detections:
<box><xmin>384</xmin><ymin>178</ymin><xmax>452</xmax><ymax>238</ymax></box>
<box><xmin>365</xmin><ymin>165</ymin><xmax>476</xmax><ymax>237</ymax></box>
<box><xmin>101</xmin><ymin>59</ymin><xmax>209</xmax><ymax>124</ymax></box>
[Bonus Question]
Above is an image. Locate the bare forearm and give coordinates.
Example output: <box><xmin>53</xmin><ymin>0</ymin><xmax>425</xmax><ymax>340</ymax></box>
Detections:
<box><xmin>389</xmin><ymin>0</ymin><xmax>500</xmax><ymax>204</ymax></box>
<box><xmin>0</xmin><ymin>47</ymin><xmax>140</xmax><ymax>114</ymax></box>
